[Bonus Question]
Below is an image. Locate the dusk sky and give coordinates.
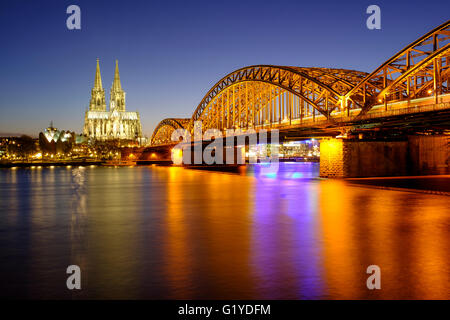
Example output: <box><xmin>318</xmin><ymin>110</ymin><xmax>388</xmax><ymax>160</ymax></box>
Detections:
<box><xmin>0</xmin><ymin>0</ymin><xmax>449</xmax><ymax>137</ymax></box>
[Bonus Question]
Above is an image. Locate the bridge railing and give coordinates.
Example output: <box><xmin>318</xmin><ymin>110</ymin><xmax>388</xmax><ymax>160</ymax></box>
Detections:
<box><xmin>257</xmin><ymin>101</ymin><xmax>450</xmax><ymax>129</ymax></box>
<box><xmin>354</xmin><ymin>101</ymin><xmax>450</xmax><ymax>122</ymax></box>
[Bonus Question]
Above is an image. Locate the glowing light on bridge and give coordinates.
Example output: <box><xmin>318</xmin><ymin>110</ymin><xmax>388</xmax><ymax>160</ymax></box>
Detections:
<box><xmin>171</xmin><ymin>148</ymin><xmax>183</xmax><ymax>165</ymax></box>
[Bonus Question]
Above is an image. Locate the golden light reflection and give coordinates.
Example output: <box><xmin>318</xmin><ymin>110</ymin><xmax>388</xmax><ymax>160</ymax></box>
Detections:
<box><xmin>318</xmin><ymin>179</ymin><xmax>362</xmax><ymax>299</ymax></box>
<box><xmin>200</xmin><ymin>171</ymin><xmax>254</xmax><ymax>298</ymax></box>
<box><xmin>164</xmin><ymin>167</ymin><xmax>255</xmax><ymax>298</ymax></box>
<box><xmin>408</xmin><ymin>196</ymin><xmax>449</xmax><ymax>299</ymax></box>
<box><xmin>318</xmin><ymin>182</ymin><xmax>450</xmax><ymax>299</ymax></box>
<box><xmin>165</xmin><ymin>167</ymin><xmax>194</xmax><ymax>298</ymax></box>
<box><xmin>171</xmin><ymin>148</ymin><xmax>183</xmax><ymax>165</ymax></box>
<box><xmin>86</xmin><ymin>168</ymin><xmax>143</xmax><ymax>298</ymax></box>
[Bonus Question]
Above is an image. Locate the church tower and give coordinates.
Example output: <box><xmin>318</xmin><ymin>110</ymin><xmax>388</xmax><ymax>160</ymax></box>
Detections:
<box><xmin>110</xmin><ymin>60</ymin><xmax>126</xmax><ymax>112</ymax></box>
<box><xmin>89</xmin><ymin>59</ymin><xmax>107</xmax><ymax>111</ymax></box>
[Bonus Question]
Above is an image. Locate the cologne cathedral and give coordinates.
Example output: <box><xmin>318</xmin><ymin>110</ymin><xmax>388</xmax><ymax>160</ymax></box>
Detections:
<box><xmin>83</xmin><ymin>59</ymin><xmax>143</xmax><ymax>141</ymax></box>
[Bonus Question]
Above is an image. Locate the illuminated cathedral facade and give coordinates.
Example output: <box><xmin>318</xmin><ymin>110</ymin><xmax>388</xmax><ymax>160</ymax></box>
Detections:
<box><xmin>83</xmin><ymin>59</ymin><xmax>143</xmax><ymax>141</ymax></box>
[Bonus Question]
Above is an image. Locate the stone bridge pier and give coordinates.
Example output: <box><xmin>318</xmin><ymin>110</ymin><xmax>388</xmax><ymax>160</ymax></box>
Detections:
<box><xmin>319</xmin><ymin>135</ymin><xmax>449</xmax><ymax>178</ymax></box>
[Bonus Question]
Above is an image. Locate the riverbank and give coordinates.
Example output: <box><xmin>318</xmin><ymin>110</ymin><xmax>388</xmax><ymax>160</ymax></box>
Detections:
<box><xmin>346</xmin><ymin>175</ymin><xmax>450</xmax><ymax>195</ymax></box>
<box><xmin>0</xmin><ymin>160</ymin><xmax>105</xmax><ymax>168</ymax></box>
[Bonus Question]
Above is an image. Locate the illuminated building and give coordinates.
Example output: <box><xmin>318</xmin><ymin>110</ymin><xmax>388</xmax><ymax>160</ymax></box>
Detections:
<box><xmin>1</xmin><ymin>136</ymin><xmax>38</xmax><ymax>160</ymax></box>
<box><xmin>83</xmin><ymin>59</ymin><xmax>143</xmax><ymax>141</ymax></box>
<box><xmin>39</xmin><ymin>122</ymin><xmax>86</xmax><ymax>155</ymax></box>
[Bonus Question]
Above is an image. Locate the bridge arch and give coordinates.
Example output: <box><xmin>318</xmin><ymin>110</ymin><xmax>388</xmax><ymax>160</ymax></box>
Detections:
<box><xmin>150</xmin><ymin>118</ymin><xmax>189</xmax><ymax>146</ymax></box>
<box><xmin>188</xmin><ymin>65</ymin><xmax>368</xmax><ymax>132</ymax></box>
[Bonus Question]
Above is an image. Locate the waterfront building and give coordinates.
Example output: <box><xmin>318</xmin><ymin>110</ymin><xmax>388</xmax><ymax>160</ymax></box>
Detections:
<box><xmin>83</xmin><ymin>59</ymin><xmax>143</xmax><ymax>141</ymax></box>
<box><xmin>39</xmin><ymin>122</ymin><xmax>77</xmax><ymax>155</ymax></box>
<box><xmin>1</xmin><ymin>136</ymin><xmax>38</xmax><ymax>159</ymax></box>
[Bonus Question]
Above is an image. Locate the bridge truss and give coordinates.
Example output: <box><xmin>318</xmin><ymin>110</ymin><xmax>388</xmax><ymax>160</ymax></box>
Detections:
<box><xmin>345</xmin><ymin>20</ymin><xmax>450</xmax><ymax>115</ymax></box>
<box><xmin>150</xmin><ymin>118</ymin><xmax>190</xmax><ymax>146</ymax></box>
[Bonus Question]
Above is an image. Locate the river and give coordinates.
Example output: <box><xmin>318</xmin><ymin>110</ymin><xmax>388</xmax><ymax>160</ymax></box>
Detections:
<box><xmin>0</xmin><ymin>163</ymin><xmax>449</xmax><ymax>299</ymax></box>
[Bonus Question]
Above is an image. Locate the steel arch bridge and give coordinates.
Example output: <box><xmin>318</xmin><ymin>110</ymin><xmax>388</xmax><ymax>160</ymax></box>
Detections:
<box><xmin>150</xmin><ymin>118</ymin><xmax>190</xmax><ymax>146</ymax></box>
<box><xmin>151</xmin><ymin>20</ymin><xmax>450</xmax><ymax>146</ymax></box>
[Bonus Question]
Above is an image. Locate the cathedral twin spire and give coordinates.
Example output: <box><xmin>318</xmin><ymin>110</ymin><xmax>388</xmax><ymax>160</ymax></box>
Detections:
<box><xmin>110</xmin><ymin>60</ymin><xmax>126</xmax><ymax>112</ymax></box>
<box><xmin>112</xmin><ymin>60</ymin><xmax>122</xmax><ymax>91</ymax></box>
<box><xmin>89</xmin><ymin>59</ymin><xmax>106</xmax><ymax>111</ymax></box>
<box><xmin>89</xmin><ymin>59</ymin><xmax>125</xmax><ymax>112</ymax></box>
<box><xmin>94</xmin><ymin>58</ymin><xmax>103</xmax><ymax>90</ymax></box>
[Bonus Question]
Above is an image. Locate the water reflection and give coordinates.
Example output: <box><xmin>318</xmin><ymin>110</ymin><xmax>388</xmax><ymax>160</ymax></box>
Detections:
<box><xmin>317</xmin><ymin>182</ymin><xmax>450</xmax><ymax>299</ymax></box>
<box><xmin>251</xmin><ymin>170</ymin><xmax>325</xmax><ymax>299</ymax></box>
<box><xmin>69</xmin><ymin>167</ymin><xmax>87</xmax><ymax>298</ymax></box>
<box><xmin>163</xmin><ymin>167</ymin><xmax>256</xmax><ymax>299</ymax></box>
<box><xmin>0</xmin><ymin>164</ymin><xmax>448</xmax><ymax>299</ymax></box>
<box><xmin>165</xmin><ymin>167</ymin><xmax>196</xmax><ymax>298</ymax></box>
<box><xmin>85</xmin><ymin>167</ymin><xmax>144</xmax><ymax>299</ymax></box>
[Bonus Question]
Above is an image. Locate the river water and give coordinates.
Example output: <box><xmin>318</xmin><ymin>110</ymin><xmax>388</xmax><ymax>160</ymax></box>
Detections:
<box><xmin>0</xmin><ymin>163</ymin><xmax>449</xmax><ymax>299</ymax></box>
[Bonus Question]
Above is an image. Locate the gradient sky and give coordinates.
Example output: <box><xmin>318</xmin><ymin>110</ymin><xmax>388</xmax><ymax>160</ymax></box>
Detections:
<box><xmin>0</xmin><ymin>0</ymin><xmax>449</xmax><ymax>137</ymax></box>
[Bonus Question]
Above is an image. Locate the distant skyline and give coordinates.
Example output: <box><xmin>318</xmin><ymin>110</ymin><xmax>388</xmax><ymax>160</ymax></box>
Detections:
<box><xmin>0</xmin><ymin>0</ymin><xmax>449</xmax><ymax>137</ymax></box>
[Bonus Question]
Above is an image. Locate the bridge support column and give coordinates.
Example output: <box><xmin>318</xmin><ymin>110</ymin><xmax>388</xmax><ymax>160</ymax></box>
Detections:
<box><xmin>408</xmin><ymin>135</ymin><xmax>449</xmax><ymax>175</ymax></box>
<box><xmin>320</xmin><ymin>138</ymin><xmax>409</xmax><ymax>178</ymax></box>
<box><xmin>138</xmin><ymin>145</ymin><xmax>174</xmax><ymax>165</ymax></box>
<box><xmin>320</xmin><ymin>136</ymin><xmax>449</xmax><ymax>178</ymax></box>
<box><xmin>319</xmin><ymin>138</ymin><xmax>346</xmax><ymax>178</ymax></box>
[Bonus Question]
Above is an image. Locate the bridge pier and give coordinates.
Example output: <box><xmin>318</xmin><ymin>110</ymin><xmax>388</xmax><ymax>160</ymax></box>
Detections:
<box><xmin>320</xmin><ymin>136</ymin><xmax>449</xmax><ymax>178</ymax></box>
<box><xmin>408</xmin><ymin>135</ymin><xmax>449</xmax><ymax>175</ymax></box>
<box><xmin>138</xmin><ymin>144</ymin><xmax>174</xmax><ymax>165</ymax></box>
<box><xmin>319</xmin><ymin>138</ymin><xmax>346</xmax><ymax>178</ymax></box>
